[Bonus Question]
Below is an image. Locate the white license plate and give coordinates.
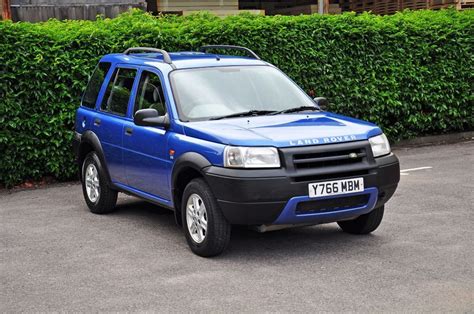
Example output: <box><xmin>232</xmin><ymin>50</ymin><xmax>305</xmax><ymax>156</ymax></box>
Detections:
<box><xmin>308</xmin><ymin>178</ymin><xmax>364</xmax><ymax>198</ymax></box>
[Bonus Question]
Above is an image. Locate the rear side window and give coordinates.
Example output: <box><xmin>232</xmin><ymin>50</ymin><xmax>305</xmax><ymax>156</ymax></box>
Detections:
<box><xmin>81</xmin><ymin>62</ymin><xmax>111</xmax><ymax>108</ymax></box>
<box><xmin>101</xmin><ymin>67</ymin><xmax>137</xmax><ymax>116</ymax></box>
<box><xmin>134</xmin><ymin>70</ymin><xmax>167</xmax><ymax>116</ymax></box>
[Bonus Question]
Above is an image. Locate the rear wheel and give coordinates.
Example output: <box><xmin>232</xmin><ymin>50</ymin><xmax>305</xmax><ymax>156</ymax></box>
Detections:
<box><xmin>337</xmin><ymin>206</ymin><xmax>384</xmax><ymax>234</ymax></box>
<box><xmin>81</xmin><ymin>152</ymin><xmax>118</xmax><ymax>214</ymax></box>
<box><xmin>182</xmin><ymin>178</ymin><xmax>231</xmax><ymax>257</ymax></box>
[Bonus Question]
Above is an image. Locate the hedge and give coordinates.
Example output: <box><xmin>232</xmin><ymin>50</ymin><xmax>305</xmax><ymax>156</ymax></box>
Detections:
<box><xmin>0</xmin><ymin>9</ymin><xmax>473</xmax><ymax>186</ymax></box>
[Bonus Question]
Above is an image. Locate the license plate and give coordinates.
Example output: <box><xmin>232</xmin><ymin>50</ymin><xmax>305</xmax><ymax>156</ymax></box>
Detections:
<box><xmin>308</xmin><ymin>178</ymin><xmax>364</xmax><ymax>198</ymax></box>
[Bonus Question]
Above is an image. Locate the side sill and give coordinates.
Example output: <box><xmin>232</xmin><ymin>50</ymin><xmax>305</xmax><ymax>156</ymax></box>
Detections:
<box><xmin>113</xmin><ymin>182</ymin><xmax>175</xmax><ymax>210</ymax></box>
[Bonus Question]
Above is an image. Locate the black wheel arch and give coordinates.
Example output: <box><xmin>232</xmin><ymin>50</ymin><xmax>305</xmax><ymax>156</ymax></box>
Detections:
<box><xmin>171</xmin><ymin>152</ymin><xmax>212</xmax><ymax>226</ymax></box>
<box><xmin>77</xmin><ymin>131</ymin><xmax>112</xmax><ymax>186</ymax></box>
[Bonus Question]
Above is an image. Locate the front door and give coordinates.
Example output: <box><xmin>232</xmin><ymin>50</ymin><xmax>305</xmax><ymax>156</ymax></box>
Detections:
<box><xmin>123</xmin><ymin>68</ymin><xmax>172</xmax><ymax>200</ymax></box>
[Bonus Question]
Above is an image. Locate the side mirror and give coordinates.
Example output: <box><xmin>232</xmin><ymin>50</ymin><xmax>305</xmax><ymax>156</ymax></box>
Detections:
<box><xmin>313</xmin><ymin>97</ymin><xmax>329</xmax><ymax>111</ymax></box>
<box><xmin>134</xmin><ymin>109</ymin><xmax>170</xmax><ymax>129</ymax></box>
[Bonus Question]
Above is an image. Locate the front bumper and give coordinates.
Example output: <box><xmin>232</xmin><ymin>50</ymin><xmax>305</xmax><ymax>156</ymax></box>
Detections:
<box><xmin>204</xmin><ymin>152</ymin><xmax>399</xmax><ymax>226</ymax></box>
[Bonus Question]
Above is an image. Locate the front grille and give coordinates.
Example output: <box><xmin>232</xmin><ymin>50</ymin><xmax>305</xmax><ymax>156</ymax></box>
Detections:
<box><xmin>293</xmin><ymin>148</ymin><xmax>366</xmax><ymax>169</ymax></box>
<box><xmin>280</xmin><ymin>141</ymin><xmax>375</xmax><ymax>182</ymax></box>
<box><xmin>295</xmin><ymin>194</ymin><xmax>370</xmax><ymax>215</ymax></box>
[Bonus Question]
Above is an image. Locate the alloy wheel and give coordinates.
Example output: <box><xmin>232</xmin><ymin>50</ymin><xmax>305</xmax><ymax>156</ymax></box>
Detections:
<box><xmin>186</xmin><ymin>193</ymin><xmax>208</xmax><ymax>243</ymax></box>
<box><xmin>85</xmin><ymin>163</ymin><xmax>100</xmax><ymax>203</ymax></box>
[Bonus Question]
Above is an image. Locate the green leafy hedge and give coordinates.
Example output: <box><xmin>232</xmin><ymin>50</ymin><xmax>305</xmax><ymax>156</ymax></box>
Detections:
<box><xmin>1</xmin><ymin>9</ymin><xmax>473</xmax><ymax>186</ymax></box>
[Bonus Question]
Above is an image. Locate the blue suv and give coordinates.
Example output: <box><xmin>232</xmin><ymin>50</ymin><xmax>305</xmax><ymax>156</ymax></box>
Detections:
<box><xmin>73</xmin><ymin>46</ymin><xmax>400</xmax><ymax>257</ymax></box>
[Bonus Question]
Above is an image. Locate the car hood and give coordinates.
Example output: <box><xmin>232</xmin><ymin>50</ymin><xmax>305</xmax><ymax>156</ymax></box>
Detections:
<box><xmin>182</xmin><ymin>112</ymin><xmax>382</xmax><ymax>148</ymax></box>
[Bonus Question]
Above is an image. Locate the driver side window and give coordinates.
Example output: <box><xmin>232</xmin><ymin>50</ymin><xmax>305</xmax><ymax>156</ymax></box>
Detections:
<box><xmin>134</xmin><ymin>70</ymin><xmax>166</xmax><ymax>116</ymax></box>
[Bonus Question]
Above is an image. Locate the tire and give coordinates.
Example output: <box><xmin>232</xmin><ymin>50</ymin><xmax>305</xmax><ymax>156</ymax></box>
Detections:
<box><xmin>337</xmin><ymin>206</ymin><xmax>384</xmax><ymax>235</ymax></box>
<box><xmin>181</xmin><ymin>178</ymin><xmax>231</xmax><ymax>257</ymax></box>
<box><xmin>81</xmin><ymin>151</ymin><xmax>118</xmax><ymax>214</ymax></box>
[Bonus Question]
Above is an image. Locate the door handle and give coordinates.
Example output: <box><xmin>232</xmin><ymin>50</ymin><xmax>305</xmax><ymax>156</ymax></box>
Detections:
<box><xmin>125</xmin><ymin>127</ymin><xmax>133</xmax><ymax>136</ymax></box>
<box><xmin>93</xmin><ymin>118</ymin><xmax>101</xmax><ymax>126</ymax></box>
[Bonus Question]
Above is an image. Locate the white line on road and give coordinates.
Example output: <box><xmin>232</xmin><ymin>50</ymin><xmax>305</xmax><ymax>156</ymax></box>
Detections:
<box><xmin>400</xmin><ymin>166</ymin><xmax>433</xmax><ymax>173</ymax></box>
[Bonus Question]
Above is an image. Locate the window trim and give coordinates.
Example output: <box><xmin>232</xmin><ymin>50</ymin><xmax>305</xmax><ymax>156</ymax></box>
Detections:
<box><xmin>80</xmin><ymin>61</ymin><xmax>112</xmax><ymax>109</ymax></box>
<box><xmin>99</xmin><ymin>65</ymin><xmax>139</xmax><ymax>117</ymax></box>
<box><xmin>133</xmin><ymin>69</ymin><xmax>168</xmax><ymax>117</ymax></box>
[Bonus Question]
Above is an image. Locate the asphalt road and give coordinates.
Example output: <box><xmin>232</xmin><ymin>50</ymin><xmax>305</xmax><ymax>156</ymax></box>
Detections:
<box><xmin>1</xmin><ymin>141</ymin><xmax>473</xmax><ymax>312</ymax></box>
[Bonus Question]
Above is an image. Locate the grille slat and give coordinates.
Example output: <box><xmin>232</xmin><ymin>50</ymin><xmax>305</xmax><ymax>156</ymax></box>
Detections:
<box><xmin>293</xmin><ymin>170</ymin><xmax>371</xmax><ymax>183</ymax></box>
<box><xmin>293</xmin><ymin>148</ymin><xmax>366</xmax><ymax>169</ymax></box>
<box><xmin>295</xmin><ymin>194</ymin><xmax>370</xmax><ymax>215</ymax></box>
<box><xmin>293</xmin><ymin>152</ymin><xmax>366</xmax><ymax>164</ymax></box>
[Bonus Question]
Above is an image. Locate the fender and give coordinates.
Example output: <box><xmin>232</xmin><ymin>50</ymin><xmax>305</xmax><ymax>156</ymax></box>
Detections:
<box><xmin>171</xmin><ymin>152</ymin><xmax>212</xmax><ymax>226</ymax></box>
<box><xmin>171</xmin><ymin>152</ymin><xmax>212</xmax><ymax>189</ymax></box>
<box><xmin>79</xmin><ymin>130</ymin><xmax>113</xmax><ymax>186</ymax></box>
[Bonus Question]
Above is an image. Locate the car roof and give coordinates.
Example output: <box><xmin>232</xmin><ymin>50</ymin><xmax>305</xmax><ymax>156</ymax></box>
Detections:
<box><xmin>100</xmin><ymin>52</ymin><xmax>268</xmax><ymax>70</ymax></box>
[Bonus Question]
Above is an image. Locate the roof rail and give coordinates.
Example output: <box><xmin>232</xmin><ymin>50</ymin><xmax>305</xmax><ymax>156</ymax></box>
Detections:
<box><xmin>123</xmin><ymin>47</ymin><xmax>175</xmax><ymax>68</ymax></box>
<box><xmin>199</xmin><ymin>45</ymin><xmax>261</xmax><ymax>60</ymax></box>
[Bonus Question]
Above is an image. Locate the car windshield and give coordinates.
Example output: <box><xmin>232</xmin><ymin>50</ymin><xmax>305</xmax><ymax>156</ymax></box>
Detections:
<box><xmin>170</xmin><ymin>66</ymin><xmax>316</xmax><ymax>121</ymax></box>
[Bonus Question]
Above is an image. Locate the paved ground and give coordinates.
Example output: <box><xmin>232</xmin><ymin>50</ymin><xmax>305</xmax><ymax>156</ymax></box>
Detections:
<box><xmin>1</xmin><ymin>142</ymin><xmax>473</xmax><ymax>312</ymax></box>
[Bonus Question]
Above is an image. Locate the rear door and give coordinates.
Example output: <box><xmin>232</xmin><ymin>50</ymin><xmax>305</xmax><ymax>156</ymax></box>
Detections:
<box><xmin>93</xmin><ymin>65</ymin><xmax>138</xmax><ymax>184</ymax></box>
<box><xmin>123</xmin><ymin>67</ymin><xmax>172</xmax><ymax>200</ymax></box>
<box><xmin>76</xmin><ymin>61</ymin><xmax>111</xmax><ymax>134</ymax></box>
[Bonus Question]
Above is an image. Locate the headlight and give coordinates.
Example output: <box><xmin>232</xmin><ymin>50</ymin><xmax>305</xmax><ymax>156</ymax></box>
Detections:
<box><xmin>369</xmin><ymin>133</ymin><xmax>391</xmax><ymax>157</ymax></box>
<box><xmin>224</xmin><ymin>146</ymin><xmax>280</xmax><ymax>168</ymax></box>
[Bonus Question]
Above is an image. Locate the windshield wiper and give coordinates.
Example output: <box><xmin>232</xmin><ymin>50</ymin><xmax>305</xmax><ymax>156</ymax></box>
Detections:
<box><xmin>270</xmin><ymin>106</ymin><xmax>320</xmax><ymax>115</ymax></box>
<box><xmin>210</xmin><ymin>110</ymin><xmax>276</xmax><ymax>120</ymax></box>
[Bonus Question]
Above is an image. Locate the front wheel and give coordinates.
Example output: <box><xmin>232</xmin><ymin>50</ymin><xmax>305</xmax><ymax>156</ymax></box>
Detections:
<box><xmin>182</xmin><ymin>178</ymin><xmax>231</xmax><ymax>257</ymax></box>
<box><xmin>337</xmin><ymin>206</ymin><xmax>384</xmax><ymax>234</ymax></box>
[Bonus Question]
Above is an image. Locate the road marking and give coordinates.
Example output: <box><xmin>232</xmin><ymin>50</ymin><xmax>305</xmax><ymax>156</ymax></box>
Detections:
<box><xmin>400</xmin><ymin>166</ymin><xmax>433</xmax><ymax>176</ymax></box>
<box><xmin>400</xmin><ymin>166</ymin><xmax>433</xmax><ymax>173</ymax></box>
